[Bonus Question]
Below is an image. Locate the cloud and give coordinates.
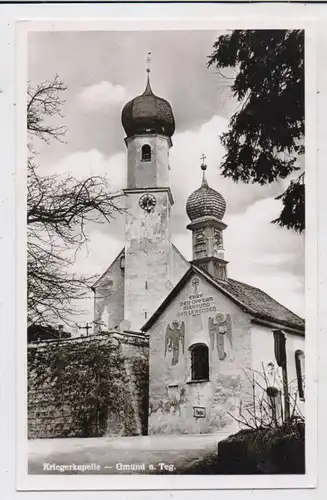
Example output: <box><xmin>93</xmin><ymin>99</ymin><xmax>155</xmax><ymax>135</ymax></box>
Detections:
<box><xmin>40</xmin><ymin>113</ymin><xmax>287</xmax><ymax>222</ymax></box>
<box><xmin>170</xmin><ymin>116</ymin><xmax>304</xmax><ymax>316</ymax></box>
<box><xmin>42</xmin><ymin>116</ymin><xmax>304</xmax><ymax>320</ymax></box>
<box><xmin>42</xmin><ymin>148</ymin><xmax>127</xmax><ymax>242</ymax></box>
<box><xmin>76</xmin><ymin>81</ymin><xmax>127</xmax><ymax>111</ymax></box>
<box><xmin>225</xmin><ymin>197</ymin><xmax>305</xmax><ymax>315</ymax></box>
<box><xmin>170</xmin><ymin>114</ymin><xmax>284</xmax><ymax>222</ymax></box>
<box><xmin>72</xmin><ymin>230</ymin><xmax>123</xmax><ymax>278</ymax></box>
<box><xmin>43</xmin><ymin>148</ymin><xmax>126</xmax><ymax>192</ymax></box>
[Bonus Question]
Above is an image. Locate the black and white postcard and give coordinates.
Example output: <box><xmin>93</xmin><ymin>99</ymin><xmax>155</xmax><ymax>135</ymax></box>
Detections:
<box><xmin>13</xmin><ymin>8</ymin><xmax>317</xmax><ymax>492</ymax></box>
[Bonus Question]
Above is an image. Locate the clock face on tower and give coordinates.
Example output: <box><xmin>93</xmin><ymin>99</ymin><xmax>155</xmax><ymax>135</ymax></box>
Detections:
<box><xmin>139</xmin><ymin>193</ymin><xmax>157</xmax><ymax>212</ymax></box>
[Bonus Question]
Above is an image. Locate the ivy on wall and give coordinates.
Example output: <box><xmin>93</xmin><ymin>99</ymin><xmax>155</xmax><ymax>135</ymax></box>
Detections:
<box><xmin>28</xmin><ymin>335</ymin><xmax>149</xmax><ymax>438</ymax></box>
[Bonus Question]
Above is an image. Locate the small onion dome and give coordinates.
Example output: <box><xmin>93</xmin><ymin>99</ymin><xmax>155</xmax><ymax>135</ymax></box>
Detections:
<box><xmin>186</xmin><ymin>163</ymin><xmax>226</xmax><ymax>221</ymax></box>
<box><xmin>121</xmin><ymin>71</ymin><xmax>175</xmax><ymax>138</ymax></box>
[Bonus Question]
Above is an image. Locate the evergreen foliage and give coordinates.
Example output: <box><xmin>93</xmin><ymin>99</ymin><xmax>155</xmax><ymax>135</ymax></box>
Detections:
<box><xmin>208</xmin><ymin>30</ymin><xmax>304</xmax><ymax>232</ymax></box>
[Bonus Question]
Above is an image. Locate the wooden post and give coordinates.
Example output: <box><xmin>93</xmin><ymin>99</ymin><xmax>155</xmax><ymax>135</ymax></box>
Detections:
<box><xmin>273</xmin><ymin>329</ymin><xmax>290</xmax><ymax>422</ymax></box>
<box><xmin>58</xmin><ymin>325</ymin><xmax>63</xmax><ymax>340</ymax></box>
<box><xmin>282</xmin><ymin>363</ymin><xmax>290</xmax><ymax>421</ymax></box>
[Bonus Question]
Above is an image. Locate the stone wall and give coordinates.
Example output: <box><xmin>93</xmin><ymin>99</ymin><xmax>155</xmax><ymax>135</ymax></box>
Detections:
<box><xmin>28</xmin><ymin>332</ymin><xmax>149</xmax><ymax>439</ymax></box>
<box><xmin>148</xmin><ymin>273</ymin><xmax>253</xmax><ymax>435</ymax></box>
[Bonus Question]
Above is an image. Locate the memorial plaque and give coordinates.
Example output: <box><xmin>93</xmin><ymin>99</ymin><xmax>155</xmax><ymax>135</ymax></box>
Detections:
<box><xmin>193</xmin><ymin>406</ymin><xmax>206</xmax><ymax>418</ymax></box>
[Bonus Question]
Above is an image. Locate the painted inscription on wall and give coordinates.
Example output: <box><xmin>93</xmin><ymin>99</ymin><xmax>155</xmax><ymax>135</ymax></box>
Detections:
<box><xmin>177</xmin><ymin>276</ymin><xmax>216</xmax><ymax>318</ymax></box>
<box><xmin>177</xmin><ymin>293</ymin><xmax>216</xmax><ymax>318</ymax></box>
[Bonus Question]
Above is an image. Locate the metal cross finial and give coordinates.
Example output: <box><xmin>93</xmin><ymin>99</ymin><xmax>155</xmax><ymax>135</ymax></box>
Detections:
<box><xmin>200</xmin><ymin>153</ymin><xmax>207</xmax><ymax>173</ymax></box>
<box><xmin>146</xmin><ymin>51</ymin><xmax>151</xmax><ymax>73</ymax></box>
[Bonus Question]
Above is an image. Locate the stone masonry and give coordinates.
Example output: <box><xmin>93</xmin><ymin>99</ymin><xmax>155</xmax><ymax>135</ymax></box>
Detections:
<box><xmin>28</xmin><ymin>332</ymin><xmax>149</xmax><ymax>439</ymax></box>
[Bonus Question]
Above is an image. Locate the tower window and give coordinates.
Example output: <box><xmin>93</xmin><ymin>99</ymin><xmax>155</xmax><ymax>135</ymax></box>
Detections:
<box><xmin>141</xmin><ymin>144</ymin><xmax>151</xmax><ymax>162</ymax></box>
<box><xmin>190</xmin><ymin>344</ymin><xmax>209</xmax><ymax>381</ymax></box>
<box><xmin>295</xmin><ymin>350</ymin><xmax>305</xmax><ymax>400</ymax></box>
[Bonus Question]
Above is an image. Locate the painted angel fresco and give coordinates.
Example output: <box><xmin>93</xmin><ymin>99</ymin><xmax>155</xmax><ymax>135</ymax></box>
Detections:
<box><xmin>164</xmin><ymin>320</ymin><xmax>185</xmax><ymax>365</ymax></box>
<box><xmin>208</xmin><ymin>313</ymin><xmax>232</xmax><ymax>360</ymax></box>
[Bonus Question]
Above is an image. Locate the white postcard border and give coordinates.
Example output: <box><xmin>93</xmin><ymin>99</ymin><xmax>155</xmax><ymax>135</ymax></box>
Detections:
<box><xmin>15</xmin><ymin>13</ymin><xmax>317</xmax><ymax>492</ymax></box>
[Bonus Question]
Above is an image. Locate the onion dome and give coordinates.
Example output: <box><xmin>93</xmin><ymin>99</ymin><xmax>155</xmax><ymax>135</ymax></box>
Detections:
<box><xmin>121</xmin><ymin>70</ymin><xmax>175</xmax><ymax>139</ymax></box>
<box><xmin>186</xmin><ymin>161</ymin><xmax>226</xmax><ymax>221</ymax></box>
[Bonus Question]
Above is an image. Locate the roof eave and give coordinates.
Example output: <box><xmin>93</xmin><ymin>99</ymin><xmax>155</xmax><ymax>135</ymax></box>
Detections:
<box><xmin>251</xmin><ymin>316</ymin><xmax>305</xmax><ymax>336</ymax></box>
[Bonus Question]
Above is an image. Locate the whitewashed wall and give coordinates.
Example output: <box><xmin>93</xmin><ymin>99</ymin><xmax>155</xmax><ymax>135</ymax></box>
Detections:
<box><xmin>251</xmin><ymin>324</ymin><xmax>305</xmax><ymax>419</ymax></box>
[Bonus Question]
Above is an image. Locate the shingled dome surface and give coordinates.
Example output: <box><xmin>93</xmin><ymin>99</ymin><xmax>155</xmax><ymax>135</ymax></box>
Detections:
<box><xmin>186</xmin><ymin>178</ymin><xmax>226</xmax><ymax>221</ymax></box>
<box><xmin>121</xmin><ymin>76</ymin><xmax>175</xmax><ymax>139</ymax></box>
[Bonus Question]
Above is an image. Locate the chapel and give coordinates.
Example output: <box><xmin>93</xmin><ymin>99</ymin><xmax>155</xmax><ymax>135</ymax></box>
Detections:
<box><xmin>92</xmin><ymin>68</ymin><xmax>305</xmax><ymax>435</ymax></box>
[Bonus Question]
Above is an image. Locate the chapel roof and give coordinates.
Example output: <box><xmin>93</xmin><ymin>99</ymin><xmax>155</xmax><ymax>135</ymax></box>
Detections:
<box><xmin>215</xmin><ymin>276</ymin><xmax>305</xmax><ymax>331</ymax></box>
<box><xmin>141</xmin><ymin>265</ymin><xmax>305</xmax><ymax>333</ymax></box>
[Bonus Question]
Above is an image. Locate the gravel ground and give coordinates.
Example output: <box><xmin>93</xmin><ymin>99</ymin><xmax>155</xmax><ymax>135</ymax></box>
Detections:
<box><xmin>28</xmin><ymin>433</ymin><xmax>230</xmax><ymax>475</ymax></box>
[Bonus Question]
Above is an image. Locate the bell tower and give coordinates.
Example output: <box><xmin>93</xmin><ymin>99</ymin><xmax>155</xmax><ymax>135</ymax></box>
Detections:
<box><xmin>121</xmin><ymin>59</ymin><xmax>175</xmax><ymax>330</ymax></box>
<box><xmin>186</xmin><ymin>157</ymin><xmax>228</xmax><ymax>281</ymax></box>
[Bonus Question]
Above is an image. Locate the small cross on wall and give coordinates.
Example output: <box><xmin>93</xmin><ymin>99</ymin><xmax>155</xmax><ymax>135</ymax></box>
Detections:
<box><xmin>191</xmin><ymin>276</ymin><xmax>200</xmax><ymax>294</ymax></box>
<box><xmin>78</xmin><ymin>322</ymin><xmax>92</xmax><ymax>337</ymax></box>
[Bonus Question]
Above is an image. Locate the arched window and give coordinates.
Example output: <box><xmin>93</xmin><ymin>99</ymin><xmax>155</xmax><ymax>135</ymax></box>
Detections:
<box><xmin>190</xmin><ymin>344</ymin><xmax>209</xmax><ymax>381</ymax></box>
<box><xmin>141</xmin><ymin>144</ymin><xmax>151</xmax><ymax>162</ymax></box>
<box><xmin>295</xmin><ymin>350</ymin><xmax>305</xmax><ymax>400</ymax></box>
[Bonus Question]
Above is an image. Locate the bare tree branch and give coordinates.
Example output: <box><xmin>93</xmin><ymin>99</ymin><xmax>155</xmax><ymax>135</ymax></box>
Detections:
<box><xmin>27</xmin><ymin>76</ymin><xmax>124</xmax><ymax>328</ymax></box>
<box><xmin>231</xmin><ymin>366</ymin><xmax>304</xmax><ymax>431</ymax></box>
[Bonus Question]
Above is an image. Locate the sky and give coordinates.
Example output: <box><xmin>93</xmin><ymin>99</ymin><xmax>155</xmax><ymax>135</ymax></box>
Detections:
<box><xmin>28</xmin><ymin>29</ymin><xmax>305</xmax><ymax>326</ymax></box>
